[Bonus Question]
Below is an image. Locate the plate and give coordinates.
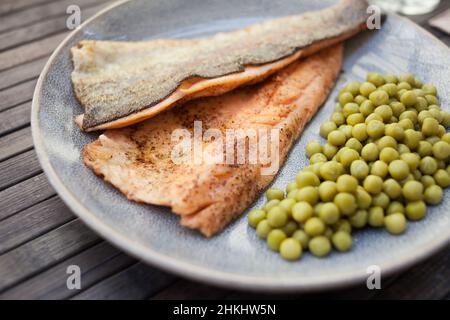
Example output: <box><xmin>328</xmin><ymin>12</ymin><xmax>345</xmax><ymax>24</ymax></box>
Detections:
<box><xmin>32</xmin><ymin>0</ymin><xmax>450</xmax><ymax>292</ymax></box>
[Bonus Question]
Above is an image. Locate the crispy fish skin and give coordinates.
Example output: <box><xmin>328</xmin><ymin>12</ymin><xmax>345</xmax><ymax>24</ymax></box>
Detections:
<box><xmin>83</xmin><ymin>44</ymin><xmax>343</xmax><ymax>237</ymax></box>
<box><xmin>72</xmin><ymin>0</ymin><xmax>367</xmax><ymax>131</ymax></box>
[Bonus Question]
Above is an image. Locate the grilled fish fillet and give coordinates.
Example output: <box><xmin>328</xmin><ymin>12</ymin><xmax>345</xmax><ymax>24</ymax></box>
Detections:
<box><xmin>83</xmin><ymin>44</ymin><xmax>343</xmax><ymax>237</ymax></box>
<box><xmin>72</xmin><ymin>0</ymin><xmax>367</xmax><ymax>131</ymax></box>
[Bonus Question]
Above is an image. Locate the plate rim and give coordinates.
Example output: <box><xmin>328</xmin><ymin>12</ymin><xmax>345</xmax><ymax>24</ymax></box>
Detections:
<box><xmin>31</xmin><ymin>0</ymin><xmax>450</xmax><ymax>292</ymax></box>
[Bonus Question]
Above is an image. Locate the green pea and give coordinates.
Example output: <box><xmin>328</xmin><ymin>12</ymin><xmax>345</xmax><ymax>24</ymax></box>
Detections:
<box><xmin>342</xmin><ymin>102</ymin><xmax>359</xmax><ymax>118</ymax></box>
<box><xmin>390</xmin><ymin>101</ymin><xmax>406</xmax><ymax>118</ymax></box>
<box><xmin>402</xmin><ymin>180</ymin><xmax>424</xmax><ymax>201</ymax></box>
<box><xmin>381</xmin><ymin>83</ymin><xmax>398</xmax><ymax>97</ymax></box>
<box><xmin>387</xmin><ymin>201</ymin><xmax>405</xmax><ymax>215</ymax></box>
<box><xmin>308</xmin><ymin>236</ymin><xmax>332</xmax><ymax>257</ymax></box>
<box><xmin>310</xmin><ymin>153</ymin><xmax>327</xmax><ymax>164</ymax></box>
<box><xmin>339</xmin><ymin>125</ymin><xmax>353</xmax><ymax>139</ymax></box>
<box><xmin>292</xmin><ymin>202</ymin><xmax>313</xmax><ymax>223</ymax></box>
<box><xmin>397</xmin><ymin>144</ymin><xmax>411</xmax><ymax>155</ymax></box>
<box><xmin>319</xmin><ymin>161</ymin><xmax>343</xmax><ymax>181</ymax></box>
<box><xmin>304</xmin><ymin>217</ymin><xmax>326</xmax><ymax>237</ymax></box>
<box><xmin>422</xmin><ymin>84</ymin><xmax>437</xmax><ymax>96</ymax></box>
<box><xmin>280</xmin><ymin>238</ymin><xmax>302</xmax><ymax>260</ymax></box>
<box><xmin>355</xmin><ymin>95</ymin><xmax>367</xmax><ymax>105</ymax></box>
<box><xmin>334</xmin><ymin>220</ymin><xmax>352</xmax><ymax>234</ymax></box>
<box><xmin>345</xmin><ymin>138</ymin><xmax>363</xmax><ymax>153</ymax></box>
<box><xmin>424</xmin><ymin>185</ymin><xmax>443</xmax><ymax>205</ymax></box>
<box><xmin>419</xmin><ymin>156</ymin><xmax>438</xmax><ymax>175</ymax></box>
<box><xmin>399</xmin><ymin>110</ymin><xmax>418</xmax><ymax>124</ymax></box>
<box><xmin>434</xmin><ymin>169</ymin><xmax>450</xmax><ymax>188</ymax></box>
<box><xmin>286</xmin><ymin>182</ymin><xmax>298</xmax><ymax>193</ymax></box>
<box><xmin>399</xmin><ymin>73</ymin><xmax>416</xmax><ymax>86</ymax></box>
<box><xmin>306</xmin><ymin>141</ymin><xmax>322</xmax><ymax>158</ymax></box>
<box><xmin>379</xmin><ymin>147</ymin><xmax>399</xmax><ymax>164</ymax></box>
<box><xmin>356</xmin><ymin>186</ymin><xmax>372</xmax><ymax>209</ymax></box>
<box><xmin>385</xmin><ymin>74</ymin><xmax>398</xmax><ymax>84</ymax></box>
<box><xmin>318</xmin><ymin>181</ymin><xmax>338</xmax><ymax>202</ymax></box>
<box><xmin>432</xmin><ymin>141</ymin><xmax>450</xmax><ymax>160</ymax></box>
<box><xmin>256</xmin><ymin>220</ymin><xmax>272</xmax><ymax>239</ymax></box>
<box><xmin>371</xmin><ymin>160</ymin><xmax>389</xmax><ymax>178</ymax></box>
<box><xmin>368</xmin><ymin>207</ymin><xmax>385</xmax><ymax>227</ymax></box>
<box><xmin>360</xmin><ymin>100</ymin><xmax>375</xmax><ymax>116</ymax></box>
<box><xmin>372</xmin><ymin>192</ymin><xmax>390</xmax><ymax>209</ymax></box>
<box><xmin>266</xmin><ymin>188</ymin><xmax>285</xmax><ymax>201</ymax></box>
<box><xmin>332</xmin><ymin>231</ymin><xmax>353</xmax><ymax>252</ymax></box>
<box><xmin>267</xmin><ymin>206</ymin><xmax>288</xmax><ymax>228</ymax></box>
<box><xmin>400</xmin><ymin>153</ymin><xmax>420</xmax><ymax>171</ymax></box>
<box><xmin>282</xmin><ymin>221</ymin><xmax>299</xmax><ymax>237</ymax></box>
<box><xmin>323</xmin><ymin>143</ymin><xmax>338</xmax><ymax>160</ymax></box>
<box><xmin>367</xmin><ymin>120</ymin><xmax>385</xmax><ymax>139</ymax></box>
<box><xmin>388</xmin><ymin>160</ymin><xmax>410</xmax><ymax>181</ymax></box>
<box><xmin>403</xmin><ymin>129</ymin><xmax>421</xmax><ymax>150</ymax></box>
<box><xmin>331</xmin><ymin>112</ymin><xmax>346</xmax><ymax>126</ymax></box>
<box><xmin>319</xmin><ymin>202</ymin><xmax>340</xmax><ymax>225</ymax></box>
<box><xmin>347</xmin><ymin>113</ymin><xmax>365</xmax><ymax>126</ymax></box>
<box><xmin>349</xmin><ymin>209</ymin><xmax>368</xmax><ymax>228</ymax></box>
<box><xmin>296</xmin><ymin>171</ymin><xmax>320</xmax><ymax>188</ymax></box>
<box><xmin>397</xmin><ymin>81</ymin><xmax>412</xmax><ymax>91</ymax></box>
<box><xmin>361</xmin><ymin>143</ymin><xmax>380</xmax><ymax>162</ymax></box>
<box><xmin>264</xmin><ymin>199</ymin><xmax>280</xmax><ymax>211</ymax></box>
<box><xmin>338</xmin><ymin>92</ymin><xmax>354</xmax><ymax>106</ymax></box>
<box><xmin>292</xmin><ymin>230</ymin><xmax>310</xmax><ymax>249</ymax></box>
<box><xmin>417</xmin><ymin>141</ymin><xmax>432</xmax><ymax>157</ymax></box>
<box><xmin>279</xmin><ymin>198</ymin><xmax>296</xmax><ymax>215</ymax></box>
<box><xmin>320</xmin><ymin>121</ymin><xmax>338</xmax><ymax>139</ymax></box>
<box><xmin>363</xmin><ymin>175</ymin><xmax>384</xmax><ymax>194</ymax></box>
<box><xmin>295</xmin><ymin>186</ymin><xmax>319</xmax><ymax>205</ymax></box>
<box><xmin>365</xmin><ymin>113</ymin><xmax>383</xmax><ymax>124</ymax></box>
<box><xmin>400</xmin><ymin>90</ymin><xmax>418</xmax><ymax>106</ymax></box>
<box><xmin>350</xmin><ymin>160</ymin><xmax>370</xmax><ymax>180</ymax></box>
<box><xmin>441</xmin><ymin>112</ymin><xmax>450</xmax><ymax>128</ymax></box>
<box><xmin>383</xmin><ymin>179</ymin><xmax>402</xmax><ymax>199</ymax></box>
<box><xmin>328</xmin><ymin>130</ymin><xmax>347</xmax><ymax>147</ymax></box>
<box><xmin>378</xmin><ymin>136</ymin><xmax>397</xmax><ymax>150</ymax></box>
<box><xmin>422</xmin><ymin>117</ymin><xmax>440</xmax><ymax>137</ymax></box>
<box><xmin>374</xmin><ymin>104</ymin><xmax>393</xmax><ymax>122</ymax></box>
<box><xmin>398</xmin><ymin>118</ymin><xmax>414</xmax><ymax>131</ymax></box>
<box><xmin>339</xmin><ymin>148</ymin><xmax>359</xmax><ymax>168</ymax></box>
<box><xmin>385</xmin><ymin>123</ymin><xmax>405</xmax><ymax>141</ymax></box>
<box><xmin>360</xmin><ymin>82</ymin><xmax>377</xmax><ymax>97</ymax></box>
<box><xmin>421</xmin><ymin>175</ymin><xmax>435</xmax><ymax>188</ymax></box>
<box><xmin>405</xmin><ymin>201</ymin><xmax>427</xmax><ymax>220</ymax></box>
<box><xmin>367</xmin><ymin>73</ymin><xmax>386</xmax><ymax>87</ymax></box>
<box><xmin>385</xmin><ymin>213</ymin><xmax>407</xmax><ymax>235</ymax></box>
<box><xmin>248</xmin><ymin>209</ymin><xmax>266</xmax><ymax>228</ymax></box>
<box><xmin>415</xmin><ymin>96</ymin><xmax>428</xmax><ymax>112</ymax></box>
<box><xmin>334</xmin><ymin>192</ymin><xmax>357</xmax><ymax>216</ymax></box>
<box><xmin>267</xmin><ymin>229</ymin><xmax>287</xmax><ymax>251</ymax></box>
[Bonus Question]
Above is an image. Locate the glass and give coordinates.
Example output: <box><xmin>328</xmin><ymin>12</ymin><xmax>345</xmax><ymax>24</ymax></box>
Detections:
<box><xmin>369</xmin><ymin>0</ymin><xmax>441</xmax><ymax>15</ymax></box>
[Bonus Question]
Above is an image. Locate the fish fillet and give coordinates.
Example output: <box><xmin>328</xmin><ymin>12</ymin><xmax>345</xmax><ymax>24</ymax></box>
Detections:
<box><xmin>72</xmin><ymin>0</ymin><xmax>367</xmax><ymax>131</ymax></box>
<box><xmin>83</xmin><ymin>44</ymin><xmax>343</xmax><ymax>237</ymax></box>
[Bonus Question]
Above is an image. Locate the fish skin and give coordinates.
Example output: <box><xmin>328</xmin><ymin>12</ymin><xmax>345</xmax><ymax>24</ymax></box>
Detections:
<box><xmin>72</xmin><ymin>0</ymin><xmax>368</xmax><ymax>131</ymax></box>
<box><xmin>83</xmin><ymin>44</ymin><xmax>343</xmax><ymax>237</ymax></box>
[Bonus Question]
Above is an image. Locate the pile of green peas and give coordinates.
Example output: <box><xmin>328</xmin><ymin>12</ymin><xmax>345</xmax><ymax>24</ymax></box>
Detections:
<box><xmin>248</xmin><ymin>72</ymin><xmax>450</xmax><ymax>261</ymax></box>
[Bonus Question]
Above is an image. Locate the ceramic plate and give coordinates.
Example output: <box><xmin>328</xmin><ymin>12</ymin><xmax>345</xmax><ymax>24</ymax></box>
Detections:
<box><xmin>32</xmin><ymin>0</ymin><xmax>450</xmax><ymax>292</ymax></box>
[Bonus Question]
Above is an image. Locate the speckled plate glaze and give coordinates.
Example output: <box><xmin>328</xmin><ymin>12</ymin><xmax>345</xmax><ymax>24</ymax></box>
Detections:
<box><xmin>32</xmin><ymin>0</ymin><xmax>450</xmax><ymax>292</ymax></box>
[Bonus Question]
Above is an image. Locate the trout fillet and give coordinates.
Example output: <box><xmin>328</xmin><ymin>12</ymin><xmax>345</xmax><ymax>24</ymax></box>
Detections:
<box><xmin>83</xmin><ymin>45</ymin><xmax>343</xmax><ymax>237</ymax></box>
<box><xmin>72</xmin><ymin>0</ymin><xmax>367</xmax><ymax>131</ymax></box>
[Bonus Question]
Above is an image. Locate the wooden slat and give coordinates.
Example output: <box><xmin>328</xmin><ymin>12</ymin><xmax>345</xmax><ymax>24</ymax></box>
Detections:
<box><xmin>151</xmin><ymin>279</ymin><xmax>230</xmax><ymax>300</ymax></box>
<box><xmin>0</xmin><ymin>32</ymin><xmax>66</xmax><ymax>71</ymax></box>
<box><xmin>71</xmin><ymin>262</ymin><xmax>176</xmax><ymax>300</ymax></box>
<box><xmin>0</xmin><ymin>79</ymin><xmax>36</xmax><ymax>112</ymax></box>
<box><xmin>0</xmin><ymin>0</ymin><xmax>106</xmax><ymax>33</ymax></box>
<box><xmin>0</xmin><ymin>57</ymin><xmax>46</xmax><ymax>91</ymax></box>
<box><xmin>0</xmin><ymin>173</ymin><xmax>55</xmax><ymax>221</ymax></box>
<box><xmin>0</xmin><ymin>219</ymin><xmax>100</xmax><ymax>292</ymax></box>
<box><xmin>0</xmin><ymin>196</ymin><xmax>74</xmax><ymax>255</ymax></box>
<box><xmin>372</xmin><ymin>247</ymin><xmax>450</xmax><ymax>299</ymax></box>
<box><xmin>0</xmin><ymin>241</ymin><xmax>135</xmax><ymax>299</ymax></box>
<box><xmin>0</xmin><ymin>0</ymin><xmax>56</xmax><ymax>16</ymax></box>
<box><xmin>0</xmin><ymin>101</ymin><xmax>30</xmax><ymax>136</ymax></box>
<box><xmin>0</xmin><ymin>2</ymin><xmax>109</xmax><ymax>52</ymax></box>
<box><xmin>0</xmin><ymin>127</ymin><xmax>33</xmax><ymax>162</ymax></box>
<box><xmin>0</xmin><ymin>149</ymin><xmax>41</xmax><ymax>190</ymax></box>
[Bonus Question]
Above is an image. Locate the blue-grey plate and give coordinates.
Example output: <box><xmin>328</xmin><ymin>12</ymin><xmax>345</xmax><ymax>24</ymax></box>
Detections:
<box><xmin>32</xmin><ymin>0</ymin><xmax>450</xmax><ymax>292</ymax></box>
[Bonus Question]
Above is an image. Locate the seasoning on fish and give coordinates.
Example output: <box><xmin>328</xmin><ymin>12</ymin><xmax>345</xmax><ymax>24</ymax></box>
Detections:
<box><xmin>72</xmin><ymin>0</ymin><xmax>369</xmax><ymax>131</ymax></box>
<box><xmin>83</xmin><ymin>45</ymin><xmax>343</xmax><ymax>236</ymax></box>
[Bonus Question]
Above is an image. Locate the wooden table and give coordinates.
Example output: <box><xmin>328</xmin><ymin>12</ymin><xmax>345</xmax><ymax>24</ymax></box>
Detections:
<box><xmin>1</xmin><ymin>0</ymin><xmax>450</xmax><ymax>300</ymax></box>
